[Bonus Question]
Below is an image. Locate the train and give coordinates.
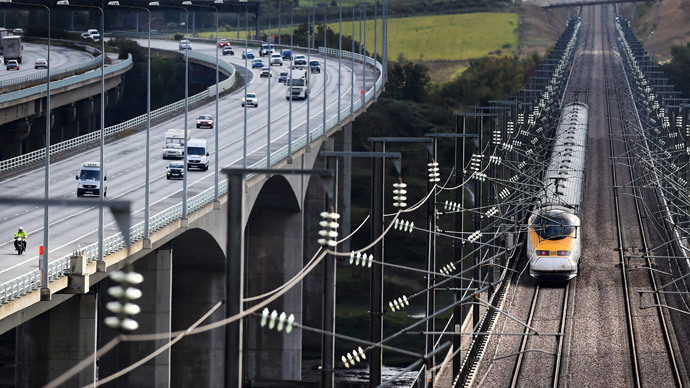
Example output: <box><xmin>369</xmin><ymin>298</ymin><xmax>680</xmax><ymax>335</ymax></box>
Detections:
<box><xmin>527</xmin><ymin>102</ymin><xmax>588</xmax><ymax>281</ymax></box>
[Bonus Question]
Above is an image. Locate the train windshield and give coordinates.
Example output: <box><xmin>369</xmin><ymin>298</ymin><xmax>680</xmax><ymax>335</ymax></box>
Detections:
<box><xmin>532</xmin><ymin>213</ymin><xmax>576</xmax><ymax>240</ymax></box>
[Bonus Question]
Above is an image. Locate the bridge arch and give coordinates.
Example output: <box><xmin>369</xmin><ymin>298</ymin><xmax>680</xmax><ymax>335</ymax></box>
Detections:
<box><xmin>245</xmin><ymin>174</ymin><xmax>303</xmax><ymax>381</ymax></box>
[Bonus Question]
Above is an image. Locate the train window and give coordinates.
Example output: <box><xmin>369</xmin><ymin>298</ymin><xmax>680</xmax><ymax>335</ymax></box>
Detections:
<box><xmin>532</xmin><ymin>213</ymin><xmax>576</xmax><ymax>240</ymax></box>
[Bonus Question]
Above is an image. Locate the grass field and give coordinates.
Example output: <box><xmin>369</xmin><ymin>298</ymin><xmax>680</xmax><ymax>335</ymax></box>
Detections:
<box><xmin>205</xmin><ymin>12</ymin><xmax>518</xmax><ymax>62</ymax></box>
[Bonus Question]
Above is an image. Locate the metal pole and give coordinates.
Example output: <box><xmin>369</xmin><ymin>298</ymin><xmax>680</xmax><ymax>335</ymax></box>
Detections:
<box><xmin>214</xmin><ymin>7</ymin><xmax>219</xmax><ymax>202</ymax></box>
<box><xmin>183</xmin><ymin>8</ymin><xmax>189</xmax><ymax>220</ymax></box>
<box><xmin>424</xmin><ymin>143</ymin><xmax>436</xmax><ymax>387</ymax></box>
<box><xmin>350</xmin><ymin>2</ymin><xmax>354</xmax><ymax>117</ymax></box>
<box><xmin>338</xmin><ymin>0</ymin><xmax>342</xmax><ymax>123</ymax></box>
<box><xmin>287</xmin><ymin>3</ymin><xmax>293</xmax><ymax>161</ymax></box>
<box><xmin>362</xmin><ymin>3</ymin><xmax>366</xmax><ymax>107</ymax></box>
<box><xmin>322</xmin><ymin>155</ymin><xmax>337</xmax><ymax>388</ymax></box>
<box><xmin>237</xmin><ymin>11</ymin><xmax>239</xmax><ymax>39</ymax></box>
<box><xmin>373</xmin><ymin>0</ymin><xmax>377</xmax><ymax>98</ymax></box>
<box><xmin>322</xmin><ymin>8</ymin><xmax>326</xmax><ymax>138</ymax></box>
<box><xmin>42</xmin><ymin>4</ymin><xmax>51</xmax><ymax>299</ymax></box>
<box><xmin>243</xmin><ymin>7</ymin><xmax>248</xmax><ymax>169</ymax></box>
<box><xmin>99</xmin><ymin>5</ymin><xmax>105</xmax><ymax>263</ymax></box>
<box><xmin>369</xmin><ymin>140</ymin><xmax>384</xmax><ymax>387</ymax></box>
<box><xmin>145</xmin><ymin>10</ymin><xmax>151</xmax><ymax>238</ymax></box>
<box><xmin>267</xmin><ymin>16</ymin><xmax>271</xmax><ymax>168</ymax></box>
<box><xmin>306</xmin><ymin>1</ymin><xmax>311</xmax><ymax>147</ymax></box>
<box><xmin>226</xmin><ymin>173</ymin><xmax>245</xmax><ymax>388</ymax></box>
<box><xmin>278</xmin><ymin>1</ymin><xmax>281</xmax><ymax>45</ymax></box>
<box><xmin>452</xmin><ymin>120</ymin><xmax>464</xmax><ymax>377</ymax></box>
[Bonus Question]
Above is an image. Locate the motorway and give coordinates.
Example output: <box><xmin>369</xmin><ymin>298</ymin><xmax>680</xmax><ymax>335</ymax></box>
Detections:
<box><xmin>0</xmin><ymin>38</ymin><xmax>376</xmax><ymax>285</ymax></box>
<box><xmin>0</xmin><ymin>42</ymin><xmax>94</xmax><ymax>80</ymax></box>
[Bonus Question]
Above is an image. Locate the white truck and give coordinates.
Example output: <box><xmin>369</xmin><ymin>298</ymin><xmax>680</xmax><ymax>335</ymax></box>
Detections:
<box><xmin>186</xmin><ymin>139</ymin><xmax>209</xmax><ymax>171</ymax></box>
<box><xmin>2</xmin><ymin>35</ymin><xmax>22</xmax><ymax>63</ymax></box>
<box><xmin>76</xmin><ymin>162</ymin><xmax>107</xmax><ymax>197</ymax></box>
<box><xmin>165</xmin><ymin>129</ymin><xmax>190</xmax><ymax>146</ymax></box>
<box><xmin>285</xmin><ymin>69</ymin><xmax>309</xmax><ymax>100</ymax></box>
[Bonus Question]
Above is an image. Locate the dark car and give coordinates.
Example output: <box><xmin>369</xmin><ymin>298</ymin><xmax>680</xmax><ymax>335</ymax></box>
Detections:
<box><xmin>166</xmin><ymin>162</ymin><xmax>185</xmax><ymax>180</ymax></box>
<box><xmin>309</xmin><ymin>60</ymin><xmax>321</xmax><ymax>73</ymax></box>
<box><xmin>278</xmin><ymin>71</ymin><xmax>288</xmax><ymax>83</ymax></box>
<box><xmin>242</xmin><ymin>49</ymin><xmax>255</xmax><ymax>59</ymax></box>
<box><xmin>281</xmin><ymin>49</ymin><xmax>292</xmax><ymax>60</ymax></box>
<box><xmin>252</xmin><ymin>59</ymin><xmax>264</xmax><ymax>69</ymax></box>
<box><xmin>222</xmin><ymin>46</ymin><xmax>234</xmax><ymax>56</ymax></box>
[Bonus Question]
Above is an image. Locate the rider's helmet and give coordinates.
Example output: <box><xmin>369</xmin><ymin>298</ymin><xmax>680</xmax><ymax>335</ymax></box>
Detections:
<box><xmin>18</xmin><ymin>226</ymin><xmax>24</xmax><ymax>232</ymax></box>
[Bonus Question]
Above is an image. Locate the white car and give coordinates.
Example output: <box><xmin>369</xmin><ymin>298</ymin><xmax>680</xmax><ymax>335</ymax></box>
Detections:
<box><xmin>162</xmin><ymin>143</ymin><xmax>184</xmax><ymax>159</ymax></box>
<box><xmin>34</xmin><ymin>58</ymin><xmax>48</xmax><ymax>69</ymax></box>
<box><xmin>270</xmin><ymin>53</ymin><xmax>283</xmax><ymax>66</ymax></box>
<box><xmin>179</xmin><ymin>39</ymin><xmax>192</xmax><ymax>50</ymax></box>
<box><xmin>242</xmin><ymin>92</ymin><xmax>258</xmax><ymax>107</ymax></box>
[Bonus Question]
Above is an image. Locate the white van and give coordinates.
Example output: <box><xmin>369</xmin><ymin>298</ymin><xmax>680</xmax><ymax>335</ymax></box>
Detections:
<box><xmin>186</xmin><ymin>139</ymin><xmax>209</xmax><ymax>171</ymax></box>
<box><xmin>76</xmin><ymin>162</ymin><xmax>107</xmax><ymax>197</ymax></box>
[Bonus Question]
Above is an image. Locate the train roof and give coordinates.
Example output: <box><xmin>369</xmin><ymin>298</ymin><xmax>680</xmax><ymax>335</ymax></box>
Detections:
<box><xmin>542</xmin><ymin>102</ymin><xmax>588</xmax><ymax>210</ymax></box>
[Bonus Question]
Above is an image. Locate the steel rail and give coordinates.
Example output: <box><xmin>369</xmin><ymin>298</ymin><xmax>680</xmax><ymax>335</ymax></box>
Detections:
<box><xmin>611</xmin><ymin>15</ymin><xmax>685</xmax><ymax>388</ymax></box>
<box><xmin>508</xmin><ymin>283</ymin><xmax>540</xmax><ymax>388</ymax></box>
<box><xmin>604</xmin><ymin>11</ymin><xmax>641</xmax><ymax>386</ymax></box>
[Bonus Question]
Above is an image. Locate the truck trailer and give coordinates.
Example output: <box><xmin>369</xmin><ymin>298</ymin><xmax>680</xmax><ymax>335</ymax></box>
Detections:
<box><xmin>2</xmin><ymin>35</ymin><xmax>22</xmax><ymax>63</ymax></box>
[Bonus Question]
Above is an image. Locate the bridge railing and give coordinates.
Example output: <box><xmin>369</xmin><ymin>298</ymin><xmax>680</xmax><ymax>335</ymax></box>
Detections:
<box><xmin>0</xmin><ymin>51</ymin><xmax>235</xmax><ymax>175</ymax></box>
<box><xmin>0</xmin><ymin>44</ymin><xmax>380</xmax><ymax>305</ymax></box>
<box><xmin>0</xmin><ymin>54</ymin><xmax>103</xmax><ymax>91</ymax></box>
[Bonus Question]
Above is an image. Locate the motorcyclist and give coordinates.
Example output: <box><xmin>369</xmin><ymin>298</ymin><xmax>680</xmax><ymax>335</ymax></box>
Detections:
<box><xmin>14</xmin><ymin>226</ymin><xmax>27</xmax><ymax>252</ymax></box>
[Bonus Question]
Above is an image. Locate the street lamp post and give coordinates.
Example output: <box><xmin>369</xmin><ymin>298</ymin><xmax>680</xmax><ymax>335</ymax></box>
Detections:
<box><xmin>149</xmin><ymin>1</ymin><xmax>191</xmax><ymax>221</ymax></box>
<box><xmin>107</xmin><ymin>1</ymin><xmax>152</xmax><ymax>244</ymax></box>
<box><xmin>185</xmin><ymin>0</ymin><xmax>223</xmax><ymax>204</ymax></box>
<box><xmin>6</xmin><ymin>0</ymin><xmax>52</xmax><ymax>299</ymax></box>
<box><xmin>56</xmin><ymin>0</ymin><xmax>106</xmax><ymax>268</ymax></box>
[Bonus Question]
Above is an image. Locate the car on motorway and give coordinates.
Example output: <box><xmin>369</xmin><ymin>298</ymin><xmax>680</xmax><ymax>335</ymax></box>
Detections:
<box><xmin>179</xmin><ymin>39</ymin><xmax>192</xmax><ymax>50</ymax></box>
<box><xmin>196</xmin><ymin>114</ymin><xmax>214</xmax><ymax>129</ymax></box>
<box><xmin>217</xmin><ymin>38</ymin><xmax>230</xmax><ymax>48</ymax></box>
<box><xmin>87</xmin><ymin>29</ymin><xmax>100</xmax><ymax>42</ymax></box>
<box><xmin>12</xmin><ymin>28</ymin><xmax>23</xmax><ymax>35</ymax></box>
<box><xmin>242</xmin><ymin>92</ymin><xmax>258</xmax><ymax>107</ymax></box>
<box><xmin>260</xmin><ymin>43</ymin><xmax>274</xmax><ymax>57</ymax></box>
<box><xmin>281</xmin><ymin>49</ymin><xmax>292</xmax><ymax>60</ymax></box>
<box><xmin>242</xmin><ymin>49</ymin><xmax>255</xmax><ymax>59</ymax></box>
<box><xmin>252</xmin><ymin>59</ymin><xmax>264</xmax><ymax>69</ymax></box>
<box><xmin>222</xmin><ymin>46</ymin><xmax>234</xmax><ymax>56</ymax></box>
<box><xmin>293</xmin><ymin>55</ymin><xmax>307</xmax><ymax>68</ymax></box>
<box><xmin>260</xmin><ymin>67</ymin><xmax>271</xmax><ymax>78</ymax></box>
<box><xmin>6</xmin><ymin>60</ymin><xmax>19</xmax><ymax>71</ymax></box>
<box><xmin>309</xmin><ymin>60</ymin><xmax>321</xmax><ymax>73</ymax></box>
<box><xmin>34</xmin><ymin>58</ymin><xmax>48</xmax><ymax>69</ymax></box>
<box><xmin>278</xmin><ymin>71</ymin><xmax>288</xmax><ymax>83</ymax></box>
<box><xmin>162</xmin><ymin>143</ymin><xmax>184</xmax><ymax>159</ymax></box>
<box><xmin>270</xmin><ymin>53</ymin><xmax>283</xmax><ymax>66</ymax></box>
<box><xmin>166</xmin><ymin>162</ymin><xmax>185</xmax><ymax>180</ymax></box>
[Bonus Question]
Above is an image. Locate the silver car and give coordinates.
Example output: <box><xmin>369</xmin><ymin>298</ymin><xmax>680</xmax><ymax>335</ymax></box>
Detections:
<box><xmin>162</xmin><ymin>143</ymin><xmax>184</xmax><ymax>159</ymax></box>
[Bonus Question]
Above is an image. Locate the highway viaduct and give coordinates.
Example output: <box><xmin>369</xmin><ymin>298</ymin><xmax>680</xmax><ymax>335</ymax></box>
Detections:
<box><xmin>0</xmin><ymin>34</ymin><xmax>383</xmax><ymax>388</ymax></box>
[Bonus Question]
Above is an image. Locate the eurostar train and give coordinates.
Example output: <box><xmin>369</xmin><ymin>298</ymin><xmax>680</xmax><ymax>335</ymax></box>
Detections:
<box><xmin>527</xmin><ymin>102</ymin><xmax>588</xmax><ymax>281</ymax></box>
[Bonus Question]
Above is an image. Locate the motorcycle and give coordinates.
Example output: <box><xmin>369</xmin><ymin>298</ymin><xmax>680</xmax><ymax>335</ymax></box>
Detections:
<box><xmin>14</xmin><ymin>236</ymin><xmax>26</xmax><ymax>255</ymax></box>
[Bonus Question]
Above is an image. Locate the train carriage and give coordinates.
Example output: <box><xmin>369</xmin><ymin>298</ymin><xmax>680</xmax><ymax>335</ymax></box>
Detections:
<box><xmin>528</xmin><ymin>102</ymin><xmax>588</xmax><ymax>281</ymax></box>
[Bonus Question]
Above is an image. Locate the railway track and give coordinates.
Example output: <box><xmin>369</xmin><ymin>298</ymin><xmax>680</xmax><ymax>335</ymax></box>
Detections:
<box><xmin>508</xmin><ymin>283</ymin><xmax>570</xmax><ymax>388</ymax></box>
<box><xmin>603</xmin><ymin>5</ymin><xmax>685</xmax><ymax>387</ymax></box>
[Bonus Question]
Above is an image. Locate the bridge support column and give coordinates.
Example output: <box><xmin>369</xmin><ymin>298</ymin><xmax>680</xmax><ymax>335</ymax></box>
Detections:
<box><xmin>246</xmin><ymin>186</ymin><xmax>303</xmax><ymax>382</ymax></box>
<box><xmin>15</xmin><ymin>294</ymin><xmax>97</xmax><ymax>387</ymax></box>
<box><xmin>127</xmin><ymin>246</ymin><xmax>173</xmax><ymax>386</ymax></box>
